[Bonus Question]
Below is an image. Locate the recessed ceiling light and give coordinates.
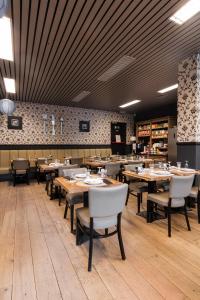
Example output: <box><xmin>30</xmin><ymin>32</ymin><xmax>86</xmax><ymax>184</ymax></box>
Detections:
<box><xmin>158</xmin><ymin>84</ymin><xmax>178</xmax><ymax>94</ymax></box>
<box><xmin>98</xmin><ymin>56</ymin><xmax>135</xmax><ymax>82</ymax></box>
<box><xmin>169</xmin><ymin>0</ymin><xmax>200</xmax><ymax>25</ymax></box>
<box><xmin>119</xmin><ymin>100</ymin><xmax>141</xmax><ymax>108</ymax></box>
<box><xmin>71</xmin><ymin>91</ymin><xmax>91</xmax><ymax>102</ymax></box>
<box><xmin>0</xmin><ymin>17</ymin><xmax>13</xmax><ymax>61</ymax></box>
<box><xmin>3</xmin><ymin>78</ymin><xmax>16</xmax><ymax>93</ymax></box>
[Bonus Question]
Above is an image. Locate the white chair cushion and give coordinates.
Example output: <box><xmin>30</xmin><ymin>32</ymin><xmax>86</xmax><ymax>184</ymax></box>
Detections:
<box><xmin>189</xmin><ymin>186</ymin><xmax>198</xmax><ymax>198</ymax></box>
<box><xmin>76</xmin><ymin>207</ymin><xmax>117</xmax><ymax>229</ymax></box>
<box><xmin>148</xmin><ymin>192</ymin><xmax>185</xmax><ymax>207</ymax></box>
<box><xmin>129</xmin><ymin>181</ymin><xmax>148</xmax><ymax>193</ymax></box>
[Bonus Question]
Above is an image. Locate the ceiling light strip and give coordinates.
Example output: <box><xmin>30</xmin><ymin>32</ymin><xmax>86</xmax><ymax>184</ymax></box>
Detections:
<box><xmin>158</xmin><ymin>84</ymin><xmax>178</xmax><ymax>94</ymax></box>
<box><xmin>119</xmin><ymin>100</ymin><xmax>141</xmax><ymax>108</ymax></box>
<box><xmin>170</xmin><ymin>0</ymin><xmax>200</xmax><ymax>25</ymax></box>
<box><xmin>98</xmin><ymin>56</ymin><xmax>135</xmax><ymax>82</ymax></box>
<box><xmin>71</xmin><ymin>91</ymin><xmax>91</xmax><ymax>102</ymax></box>
<box><xmin>3</xmin><ymin>78</ymin><xmax>16</xmax><ymax>93</ymax></box>
<box><xmin>0</xmin><ymin>17</ymin><xmax>13</xmax><ymax>61</ymax></box>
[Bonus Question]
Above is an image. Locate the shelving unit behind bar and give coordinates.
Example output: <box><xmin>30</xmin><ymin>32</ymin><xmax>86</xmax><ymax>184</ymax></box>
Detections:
<box><xmin>136</xmin><ymin>116</ymin><xmax>176</xmax><ymax>155</ymax></box>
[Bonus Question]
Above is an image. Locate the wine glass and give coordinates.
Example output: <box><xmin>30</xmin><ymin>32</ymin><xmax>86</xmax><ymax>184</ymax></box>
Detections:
<box><xmin>97</xmin><ymin>167</ymin><xmax>102</xmax><ymax>176</ymax></box>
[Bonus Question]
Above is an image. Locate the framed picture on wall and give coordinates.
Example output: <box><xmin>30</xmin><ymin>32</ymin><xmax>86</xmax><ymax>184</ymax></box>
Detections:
<box><xmin>79</xmin><ymin>120</ymin><xmax>90</xmax><ymax>132</ymax></box>
<box><xmin>7</xmin><ymin>116</ymin><xmax>22</xmax><ymax>130</ymax></box>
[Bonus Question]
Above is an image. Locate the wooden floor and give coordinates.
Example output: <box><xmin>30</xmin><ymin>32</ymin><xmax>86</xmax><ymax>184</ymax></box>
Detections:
<box><xmin>1</xmin><ymin>182</ymin><xmax>200</xmax><ymax>299</ymax></box>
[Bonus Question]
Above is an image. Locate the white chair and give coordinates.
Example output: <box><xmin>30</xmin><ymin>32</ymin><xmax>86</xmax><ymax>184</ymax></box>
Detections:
<box><xmin>76</xmin><ymin>184</ymin><xmax>128</xmax><ymax>271</ymax></box>
<box><xmin>61</xmin><ymin>168</ymin><xmax>87</xmax><ymax>232</ymax></box>
<box><xmin>147</xmin><ymin>175</ymin><xmax>194</xmax><ymax>237</ymax></box>
<box><xmin>189</xmin><ymin>175</ymin><xmax>200</xmax><ymax>223</ymax></box>
<box><xmin>105</xmin><ymin>162</ymin><xmax>121</xmax><ymax>179</ymax></box>
<box><xmin>124</xmin><ymin>164</ymin><xmax>148</xmax><ymax>211</ymax></box>
<box><xmin>58</xmin><ymin>164</ymin><xmax>78</xmax><ymax>177</ymax></box>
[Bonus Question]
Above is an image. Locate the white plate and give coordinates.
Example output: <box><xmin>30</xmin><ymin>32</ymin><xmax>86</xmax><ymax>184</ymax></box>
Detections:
<box><xmin>180</xmin><ymin>168</ymin><xmax>195</xmax><ymax>172</ymax></box>
<box><xmin>75</xmin><ymin>173</ymin><xmax>87</xmax><ymax>178</ymax></box>
<box><xmin>84</xmin><ymin>178</ymin><xmax>103</xmax><ymax>185</ymax></box>
<box><xmin>153</xmin><ymin>171</ymin><xmax>171</xmax><ymax>175</ymax></box>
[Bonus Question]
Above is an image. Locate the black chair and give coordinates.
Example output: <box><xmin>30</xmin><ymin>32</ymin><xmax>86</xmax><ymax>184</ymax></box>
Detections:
<box><xmin>11</xmin><ymin>159</ymin><xmax>30</xmax><ymax>186</ymax></box>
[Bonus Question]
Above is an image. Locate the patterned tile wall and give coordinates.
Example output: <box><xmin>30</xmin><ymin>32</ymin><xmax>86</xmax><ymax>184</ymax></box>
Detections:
<box><xmin>177</xmin><ymin>53</ymin><xmax>200</xmax><ymax>142</ymax></box>
<box><xmin>0</xmin><ymin>101</ymin><xmax>133</xmax><ymax>145</ymax></box>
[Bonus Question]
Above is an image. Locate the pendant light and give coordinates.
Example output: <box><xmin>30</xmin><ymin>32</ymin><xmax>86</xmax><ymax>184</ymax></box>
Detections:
<box><xmin>0</xmin><ymin>98</ymin><xmax>16</xmax><ymax>115</ymax></box>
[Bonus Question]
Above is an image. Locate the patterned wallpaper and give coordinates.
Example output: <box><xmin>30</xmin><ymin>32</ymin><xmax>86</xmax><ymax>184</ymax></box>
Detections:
<box><xmin>0</xmin><ymin>101</ymin><xmax>133</xmax><ymax>145</ymax></box>
<box><xmin>177</xmin><ymin>53</ymin><xmax>200</xmax><ymax>142</ymax></box>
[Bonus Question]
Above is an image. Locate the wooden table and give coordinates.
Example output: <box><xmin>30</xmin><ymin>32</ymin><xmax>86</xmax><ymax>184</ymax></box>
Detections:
<box><xmin>39</xmin><ymin>163</ymin><xmax>65</xmax><ymax>172</ymax></box>
<box><xmin>55</xmin><ymin>175</ymin><xmax>121</xmax><ymax>204</ymax></box>
<box><xmin>85</xmin><ymin>158</ymin><xmax>154</xmax><ymax>169</ymax></box>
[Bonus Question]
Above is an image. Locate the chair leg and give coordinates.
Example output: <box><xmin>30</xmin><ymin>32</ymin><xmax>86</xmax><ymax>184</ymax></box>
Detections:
<box><xmin>167</xmin><ymin>208</ymin><xmax>171</xmax><ymax>237</ymax></box>
<box><xmin>147</xmin><ymin>200</ymin><xmax>153</xmax><ymax>223</ymax></box>
<box><xmin>58</xmin><ymin>187</ymin><xmax>61</xmax><ymax>205</ymax></box>
<box><xmin>197</xmin><ymin>196</ymin><xmax>200</xmax><ymax>224</ymax></box>
<box><xmin>70</xmin><ymin>205</ymin><xmax>74</xmax><ymax>233</ymax></box>
<box><xmin>117</xmin><ymin>213</ymin><xmax>126</xmax><ymax>260</ymax></box>
<box><xmin>184</xmin><ymin>205</ymin><xmax>191</xmax><ymax>231</ymax></box>
<box><xmin>64</xmin><ymin>202</ymin><xmax>69</xmax><ymax>219</ymax></box>
<box><xmin>137</xmin><ymin>193</ymin><xmax>141</xmax><ymax>213</ymax></box>
<box><xmin>13</xmin><ymin>174</ymin><xmax>16</xmax><ymax>187</ymax></box>
<box><xmin>26</xmin><ymin>173</ymin><xmax>29</xmax><ymax>185</ymax></box>
<box><xmin>125</xmin><ymin>190</ymin><xmax>129</xmax><ymax>206</ymax></box>
<box><xmin>88</xmin><ymin>218</ymin><xmax>94</xmax><ymax>272</ymax></box>
<box><xmin>76</xmin><ymin>217</ymin><xmax>81</xmax><ymax>246</ymax></box>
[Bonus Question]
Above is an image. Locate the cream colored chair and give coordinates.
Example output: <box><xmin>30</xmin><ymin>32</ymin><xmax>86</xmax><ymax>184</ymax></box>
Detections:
<box><xmin>147</xmin><ymin>175</ymin><xmax>194</xmax><ymax>237</ymax></box>
<box><xmin>189</xmin><ymin>175</ymin><xmax>200</xmax><ymax>223</ymax></box>
<box><xmin>124</xmin><ymin>164</ymin><xmax>148</xmax><ymax>211</ymax></box>
<box><xmin>61</xmin><ymin>168</ymin><xmax>87</xmax><ymax>232</ymax></box>
<box><xmin>76</xmin><ymin>184</ymin><xmax>128</xmax><ymax>271</ymax></box>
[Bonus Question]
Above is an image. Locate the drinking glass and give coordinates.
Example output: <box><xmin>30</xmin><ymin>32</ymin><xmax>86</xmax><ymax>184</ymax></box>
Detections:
<box><xmin>70</xmin><ymin>172</ymin><xmax>75</xmax><ymax>181</ymax></box>
<box><xmin>185</xmin><ymin>160</ymin><xmax>189</xmax><ymax>168</ymax></box>
<box><xmin>97</xmin><ymin>167</ymin><xmax>102</xmax><ymax>175</ymax></box>
<box><xmin>86</xmin><ymin>169</ymin><xmax>91</xmax><ymax>178</ymax></box>
<box><xmin>177</xmin><ymin>162</ymin><xmax>181</xmax><ymax>169</ymax></box>
<box><xmin>168</xmin><ymin>161</ymin><xmax>171</xmax><ymax>169</ymax></box>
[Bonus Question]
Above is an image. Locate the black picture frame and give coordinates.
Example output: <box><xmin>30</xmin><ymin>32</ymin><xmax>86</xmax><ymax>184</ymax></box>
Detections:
<box><xmin>79</xmin><ymin>120</ymin><xmax>90</xmax><ymax>132</ymax></box>
<box><xmin>8</xmin><ymin>116</ymin><xmax>22</xmax><ymax>130</ymax></box>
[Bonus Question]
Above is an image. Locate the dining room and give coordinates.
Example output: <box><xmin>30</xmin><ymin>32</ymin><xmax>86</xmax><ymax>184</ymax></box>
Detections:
<box><xmin>1</xmin><ymin>0</ymin><xmax>200</xmax><ymax>299</ymax></box>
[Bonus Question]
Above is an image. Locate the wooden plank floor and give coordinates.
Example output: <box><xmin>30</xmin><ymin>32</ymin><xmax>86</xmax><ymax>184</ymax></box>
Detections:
<box><xmin>0</xmin><ymin>181</ymin><xmax>200</xmax><ymax>299</ymax></box>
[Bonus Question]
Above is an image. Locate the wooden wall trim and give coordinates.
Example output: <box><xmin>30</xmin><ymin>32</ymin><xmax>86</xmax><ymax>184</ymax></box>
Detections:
<box><xmin>0</xmin><ymin>144</ymin><xmax>111</xmax><ymax>150</ymax></box>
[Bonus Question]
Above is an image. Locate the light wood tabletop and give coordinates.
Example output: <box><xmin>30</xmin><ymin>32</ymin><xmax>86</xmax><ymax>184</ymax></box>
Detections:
<box><xmin>85</xmin><ymin>159</ymin><xmax>154</xmax><ymax>168</ymax></box>
<box><xmin>123</xmin><ymin>167</ymin><xmax>198</xmax><ymax>182</ymax></box>
<box><xmin>55</xmin><ymin>175</ymin><xmax>122</xmax><ymax>195</ymax></box>
<box><xmin>39</xmin><ymin>163</ymin><xmax>65</xmax><ymax>171</ymax></box>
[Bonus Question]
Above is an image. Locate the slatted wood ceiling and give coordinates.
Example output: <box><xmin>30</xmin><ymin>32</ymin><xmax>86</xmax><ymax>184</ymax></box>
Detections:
<box><xmin>0</xmin><ymin>0</ymin><xmax>199</xmax><ymax>113</ymax></box>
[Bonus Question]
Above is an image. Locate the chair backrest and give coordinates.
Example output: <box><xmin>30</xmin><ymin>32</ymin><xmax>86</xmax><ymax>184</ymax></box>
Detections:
<box><xmin>124</xmin><ymin>163</ymin><xmax>143</xmax><ymax>171</ymax></box>
<box><xmin>62</xmin><ymin>167</ymin><xmax>87</xmax><ymax>178</ymax></box>
<box><xmin>58</xmin><ymin>164</ymin><xmax>78</xmax><ymax>177</ymax></box>
<box><xmin>105</xmin><ymin>163</ymin><xmax>121</xmax><ymax>178</ymax></box>
<box><xmin>124</xmin><ymin>163</ymin><xmax>143</xmax><ymax>181</ymax></box>
<box><xmin>169</xmin><ymin>175</ymin><xmax>194</xmax><ymax>198</ymax></box>
<box><xmin>70</xmin><ymin>157</ymin><xmax>83</xmax><ymax>166</ymax></box>
<box><xmin>12</xmin><ymin>159</ymin><xmax>29</xmax><ymax>170</ymax></box>
<box><xmin>89</xmin><ymin>184</ymin><xmax>128</xmax><ymax>218</ymax></box>
<box><xmin>37</xmin><ymin>158</ymin><xmax>47</xmax><ymax>166</ymax></box>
